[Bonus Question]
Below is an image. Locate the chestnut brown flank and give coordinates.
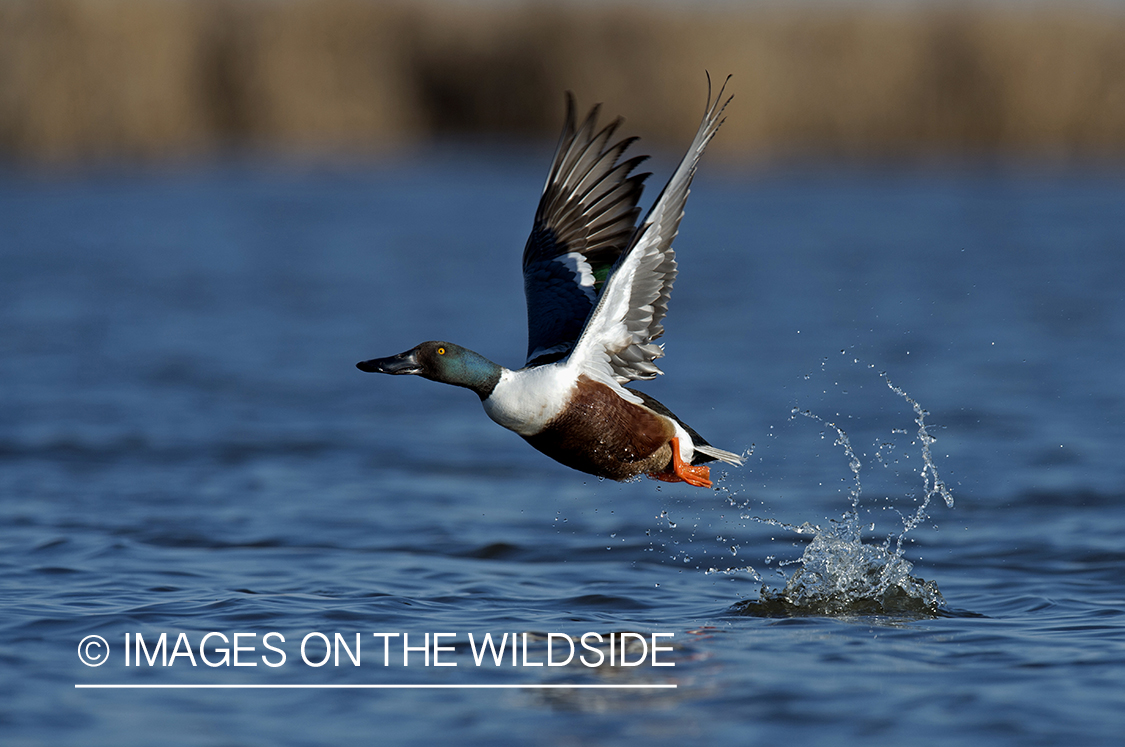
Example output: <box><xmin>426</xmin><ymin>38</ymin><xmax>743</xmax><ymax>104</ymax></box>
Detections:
<box><xmin>523</xmin><ymin>376</ymin><xmax>675</xmax><ymax>481</ymax></box>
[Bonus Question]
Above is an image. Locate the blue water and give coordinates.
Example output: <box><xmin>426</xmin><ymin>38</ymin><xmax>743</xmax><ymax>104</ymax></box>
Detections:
<box><xmin>2</xmin><ymin>154</ymin><xmax>1124</xmax><ymax>745</ymax></box>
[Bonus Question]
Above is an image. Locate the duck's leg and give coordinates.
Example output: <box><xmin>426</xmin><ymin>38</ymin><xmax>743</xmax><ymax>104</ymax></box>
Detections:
<box><xmin>648</xmin><ymin>437</ymin><xmax>712</xmax><ymax>488</ymax></box>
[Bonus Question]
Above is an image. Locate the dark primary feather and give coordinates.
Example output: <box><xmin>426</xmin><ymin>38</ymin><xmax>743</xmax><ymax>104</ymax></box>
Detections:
<box><xmin>523</xmin><ymin>94</ymin><xmax>651</xmax><ymax>367</ymax></box>
<box><xmin>571</xmin><ymin>74</ymin><xmax>733</xmax><ymax>385</ymax></box>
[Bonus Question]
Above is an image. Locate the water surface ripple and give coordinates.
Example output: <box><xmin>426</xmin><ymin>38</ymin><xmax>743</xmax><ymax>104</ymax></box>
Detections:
<box><xmin>2</xmin><ymin>159</ymin><xmax>1123</xmax><ymax>745</ymax></box>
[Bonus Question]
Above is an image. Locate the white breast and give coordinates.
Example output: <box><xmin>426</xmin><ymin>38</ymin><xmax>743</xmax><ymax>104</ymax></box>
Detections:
<box><xmin>482</xmin><ymin>364</ymin><xmax>576</xmax><ymax>437</ymax></box>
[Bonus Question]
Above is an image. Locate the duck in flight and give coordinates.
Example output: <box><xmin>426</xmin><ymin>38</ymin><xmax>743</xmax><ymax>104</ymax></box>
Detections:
<box><xmin>358</xmin><ymin>76</ymin><xmax>742</xmax><ymax>488</ymax></box>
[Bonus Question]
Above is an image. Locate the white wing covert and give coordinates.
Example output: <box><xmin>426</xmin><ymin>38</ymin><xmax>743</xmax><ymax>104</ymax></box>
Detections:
<box><xmin>568</xmin><ymin>76</ymin><xmax>732</xmax><ymax>394</ymax></box>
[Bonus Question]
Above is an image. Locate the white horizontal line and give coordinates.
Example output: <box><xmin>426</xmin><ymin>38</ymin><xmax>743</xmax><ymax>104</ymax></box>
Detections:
<box><xmin>76</xmin><ymin>683</ymin><xmax>676</xmax><ymax>690</ymax></box>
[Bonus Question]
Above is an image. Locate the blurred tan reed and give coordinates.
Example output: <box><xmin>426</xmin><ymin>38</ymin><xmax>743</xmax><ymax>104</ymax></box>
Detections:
<box><xmin>1</xmin><ymin>0</ymin><xmax>1123</xmax><ymax>163</ymax></box>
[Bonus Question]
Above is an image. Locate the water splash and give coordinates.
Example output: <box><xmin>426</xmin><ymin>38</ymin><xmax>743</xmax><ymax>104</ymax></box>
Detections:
<box><xmin>732</xmin><ymin>373</ymin><xmax>953</xmax><ymax>618</ymax></box>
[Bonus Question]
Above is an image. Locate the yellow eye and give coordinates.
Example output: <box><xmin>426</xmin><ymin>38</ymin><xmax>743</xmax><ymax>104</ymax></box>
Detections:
<box><xmin>437</xmin><ymin>347</ymin><xmax>445</xmax><ymax>355</ymax></box>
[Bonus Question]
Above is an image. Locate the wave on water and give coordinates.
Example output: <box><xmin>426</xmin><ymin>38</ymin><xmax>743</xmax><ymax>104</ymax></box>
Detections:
<box><xmin>725</xmin><ymin>373</ymin><xmax>956</xmax><ymax>618</ymax></box>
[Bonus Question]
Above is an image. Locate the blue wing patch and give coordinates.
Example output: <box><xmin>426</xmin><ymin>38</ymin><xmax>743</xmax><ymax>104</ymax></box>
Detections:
<box><xmin>525</xmin><ymin>239</ymin><xmax>599</xmax><ymax>364</ymax></box>
<box><xmin>522</xmin><ymin>95</ymin><xmax>650</xmax><ymax>367</ymax></box>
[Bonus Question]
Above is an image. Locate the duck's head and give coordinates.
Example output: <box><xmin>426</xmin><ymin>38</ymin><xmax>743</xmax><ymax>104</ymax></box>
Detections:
<box><xmin>357</xmin><ymin>341</ymin><xmax>502</xmax><ymax>399</ymax></box>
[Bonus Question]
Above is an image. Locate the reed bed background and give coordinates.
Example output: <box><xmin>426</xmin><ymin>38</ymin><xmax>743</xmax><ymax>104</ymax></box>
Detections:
<box><xmin>2</xmin><ymin>0</ymin><xmax>1124</xmax><ymax>163</ymax></box>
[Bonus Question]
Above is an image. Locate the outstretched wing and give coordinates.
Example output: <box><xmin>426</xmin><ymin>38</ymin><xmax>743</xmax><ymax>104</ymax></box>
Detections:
<box><xmin>568</xmin><ymin>75</ymin><xmax>732</xmax><ymax>394</ymax></box>
<box><xmin>522</xmin><ymin>94</ymin><xmax>650</xmax><ymax>367</ymax></box>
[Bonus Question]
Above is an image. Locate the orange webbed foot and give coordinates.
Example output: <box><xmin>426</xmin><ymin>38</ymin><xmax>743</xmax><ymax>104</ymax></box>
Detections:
<box><xmin>647</xmin><ymin>437</ymin><xmax>712</xmax><ymax>489</ymax></box>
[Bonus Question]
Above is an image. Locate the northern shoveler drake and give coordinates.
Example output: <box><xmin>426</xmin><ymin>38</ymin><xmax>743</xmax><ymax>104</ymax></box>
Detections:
<box><xmin>358</xmin><ymin>75</ymin><xmax>742</xmax><ymax>488</ymax></box>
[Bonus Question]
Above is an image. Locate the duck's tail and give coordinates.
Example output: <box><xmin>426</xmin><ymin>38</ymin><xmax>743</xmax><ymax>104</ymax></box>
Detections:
<box><xmin>694</xmin><ymin>443</ymin><xmax>744</xmax><ymax>467</ymax></box>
